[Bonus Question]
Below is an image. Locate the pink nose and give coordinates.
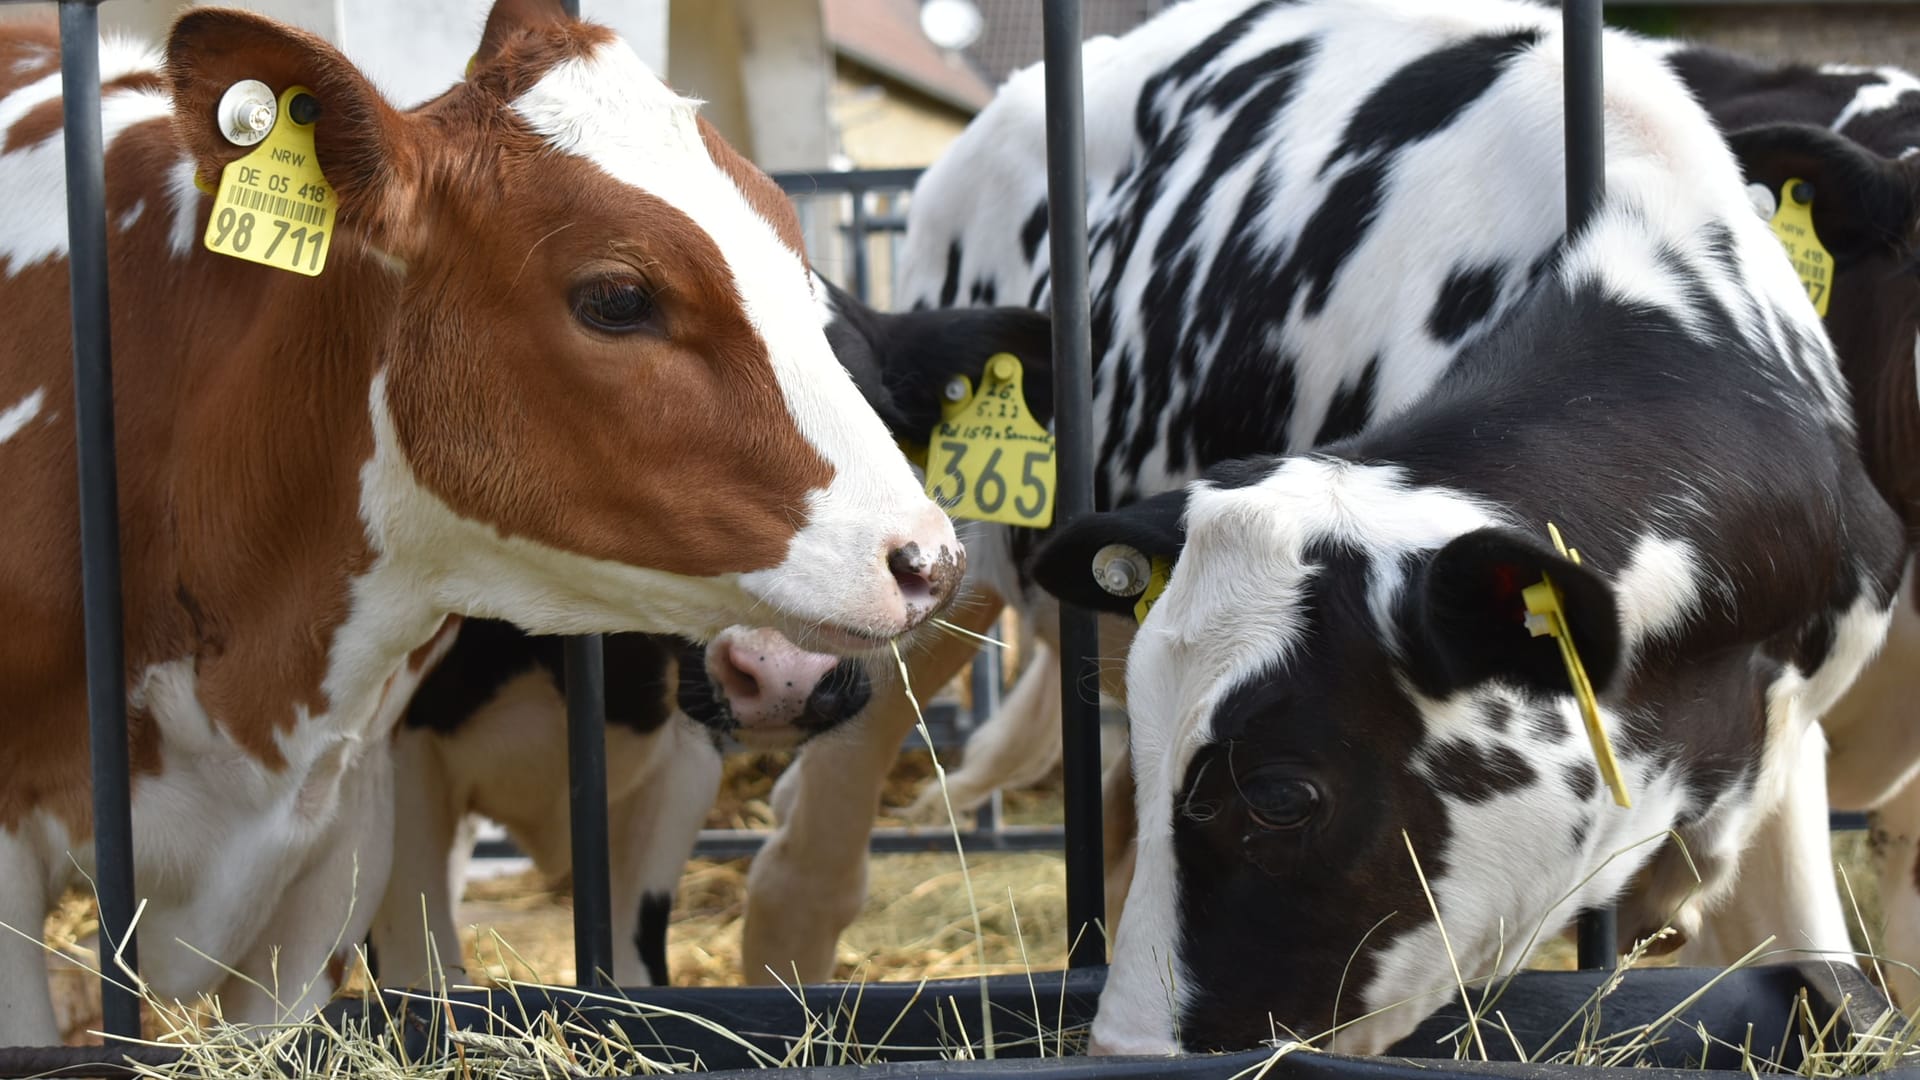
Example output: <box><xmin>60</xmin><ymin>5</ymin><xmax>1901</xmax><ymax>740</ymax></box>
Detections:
<box><xmin>706</xmin><ymin>628</ymin><xmax>843</xmax><ymax>730</ymax></box>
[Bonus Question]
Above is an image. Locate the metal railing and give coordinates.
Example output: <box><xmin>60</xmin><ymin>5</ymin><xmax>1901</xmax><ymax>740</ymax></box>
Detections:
<box><xmin>32</xmin><ymin>0</ymin><xmax>1884</xmax><ymax>1046</ymax></box>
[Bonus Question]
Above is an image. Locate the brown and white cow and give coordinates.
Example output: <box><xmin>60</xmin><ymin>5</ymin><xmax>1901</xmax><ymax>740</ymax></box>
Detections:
<box><xmin>0</xmin><ymin>0</ymin><xmax>959</xmax><ymax>1046</ymax></box>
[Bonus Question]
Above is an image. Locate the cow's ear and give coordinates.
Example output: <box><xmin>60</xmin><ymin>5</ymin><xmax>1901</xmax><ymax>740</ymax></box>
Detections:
<box><xmin>476</xmin><ymin>0</ymin><xmax>573</xmax><ymax>62</ymax></box>
<box><xmin>820</xmin><ymin>276</ymin><xmax>1055</xmax><ymax>439</ymax></box>
<box><xmin>1403</xmin><ymin>528</ymin><xmax>1622</xmax><ymax>700</ymax></box>
<box><xmin>1725</xmin><ymin>123</ymin><xmax>1918</xmax><ymax>262</ymax></box>
<box><xmin>1029</xmin><ymin>488</ymin><xmax>1190</xmax><ymax>615</ymax></box>
<box><xmin>167</xmin><ymin>10</ymin><xmax>420</xmax><ymax>248</ymax></box>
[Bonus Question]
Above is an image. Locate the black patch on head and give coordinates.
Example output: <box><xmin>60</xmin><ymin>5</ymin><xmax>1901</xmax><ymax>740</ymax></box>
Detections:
<box><xmin>939</xmin><ymin>241</ymin><xmax>963</xmax><ymax>307</ymax></box>
<box><xmin>1570</xmin><ymin>819</ymin><xmax>1590</xmax><ymax>850</ymax></box>
<box><xmin>1565</xmin><ymin>762</ymin><xmax>1598</xmax><ymax>802</ymax></box>
<box><xmin>1480</xmin><ymin>697</ymin><xmax>1514</xmax><ymax>734</ymax></box>
<box><xmin>1323</xmin><ymin>28</ymin><xmax>1542</xmax><ymax>173</ymax></box>
<box><xmin>1427</xmin><ymin>263</ymin><xmax>1506</xmax><ymax>344</ymax></box>
<box><xmin>1313</xmin><ymin>357</ymin><xmax>1379</xmax><ymax>446</ymax></box>
<box><xmin>637</xmin><ymin>892</ymin><xmax>672</xmax><ymax>987</ymax></box>
<box><xmin>1020</xmin><ymin>200</ymin><xmax>1049</xmax><ymax>264</ymax></box>
<box><xmin>1173</xmin><ymin>544</ymin><xmax>1446</xmax><ymax>1051</ymax></box>
<box><xmin>1420</xmin><ymin>738</ymin><xmax>1539</xmax><ymax>804</ymax></box>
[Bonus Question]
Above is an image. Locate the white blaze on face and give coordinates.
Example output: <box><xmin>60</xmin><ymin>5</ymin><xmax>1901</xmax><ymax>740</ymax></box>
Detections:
<box><xmin>509</xmin><ymin>38</ymin><xmax>956</xmax><ymax>639</ymax></box>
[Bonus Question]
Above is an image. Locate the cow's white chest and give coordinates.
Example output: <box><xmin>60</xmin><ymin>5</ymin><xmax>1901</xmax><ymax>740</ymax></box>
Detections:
<box><xmin>48</xmin><ymin>581</ymin><xmax>445</xmax><ymax>999</ymax></box>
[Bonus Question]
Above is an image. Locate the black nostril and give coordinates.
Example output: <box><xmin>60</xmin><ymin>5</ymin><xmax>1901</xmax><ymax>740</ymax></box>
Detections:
<box><xmin>889</xmin><ymin>543</ymin><xmax>933</xmax><ymax>596</ymax></box>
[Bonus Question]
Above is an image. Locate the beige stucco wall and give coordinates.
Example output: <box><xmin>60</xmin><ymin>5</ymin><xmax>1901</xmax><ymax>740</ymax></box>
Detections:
<box><xmin>830</xmin><ymin>59</ymin><xmax>970</xmax><ymax>169</ymax></box>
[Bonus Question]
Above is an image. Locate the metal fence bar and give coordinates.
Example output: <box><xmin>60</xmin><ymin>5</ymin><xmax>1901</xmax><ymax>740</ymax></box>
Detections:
<box><xmin>1561</xmin><ymin>0</ymin><xmax>1617</xmax><ymax>974</ymax></box>
<box><xmin>57</xmin><ymin>0</ymin><xmax>142</xmax><ymax>1039</ymax></box>
<box><xmin>1040</xmin><ymin>0</ymin><xmax>1106</xmax><ymax>970</ymax></box>
<box><xmin>552</xmin><ymin>0</ymin><xmax>615</xmax><ymax>994</ymax></box>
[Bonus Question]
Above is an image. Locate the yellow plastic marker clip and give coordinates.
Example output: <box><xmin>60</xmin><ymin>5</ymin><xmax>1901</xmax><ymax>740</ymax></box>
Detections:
<box><xmin>203</xmin><ymin>85</ymin><xmax>337</xmax><ymax>277</ymax></box>
<box><xmin>1521</xmin><ymin>522</ymin><xmax>1631</xmax><ymax>809</ymax></box>
<box><xmin>924</xmin><ymin>354</ymin><xmax>1058</xmax><ymax>527</ymax></box>
<box><xmin>1768</xmin><ymin>178</ymin><xmax>1832</xmax><ymax>317</ymax></box>
<box><xmin>1133</xmin><ymin>556</ymin><xmax>1172</xmax><ymax>624</ymax></box>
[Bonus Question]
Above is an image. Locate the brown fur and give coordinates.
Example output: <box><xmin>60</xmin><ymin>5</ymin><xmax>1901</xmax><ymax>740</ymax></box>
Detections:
<box><xmin>0</xmin><ymin>4</ymin><xmax>838</xmax><ymax>835</ymax></box>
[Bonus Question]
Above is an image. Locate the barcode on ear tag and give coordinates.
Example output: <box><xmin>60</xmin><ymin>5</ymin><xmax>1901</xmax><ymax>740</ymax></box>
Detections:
<box><xmin>204</xmin><ymin>85</ymin><xmax>336</xmax><ymax>277</ymax></box>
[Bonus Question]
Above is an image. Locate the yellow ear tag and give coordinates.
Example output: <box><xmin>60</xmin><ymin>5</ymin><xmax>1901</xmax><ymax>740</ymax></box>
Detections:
<box><xmin>465</xmin><ymin>54</ymin><xmax>478</xmax><ymax>77</ymax></box>
<box><xmin>1133</xmin><ymin>556</ymin><xmax>1171</xmax><ymax>624</ymax></box>
<box><xmin>924</xmin><ymin>354</ymin><xmax>1057</xmax><ymax>527</ymax></box>
<box><xmin>204</xmin><ymin>85</ymin><xmax>336</xmax><ymax>277</ymax></box>
<box><xmin>1768</xmin><ymin>178</ymin><xmax>1832</xmax><ymax>318</ymax></box>
<box><xmin>1521</xmin><ymin>522</ymin><xmax>1631</xmax><ymax>809</ymax></box>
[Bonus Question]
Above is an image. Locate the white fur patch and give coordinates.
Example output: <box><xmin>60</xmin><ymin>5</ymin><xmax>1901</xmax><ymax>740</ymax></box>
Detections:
<box><xmin>1830</xmin><ymin>66</ymin><xmax>1920</xmax><ymax>132</ymax></box>
<box><xmin>1612</xmin><ymin>533</ymin><xmax>1709</xmax><ymax>655</ymax></box>
<box><xmin>507</xmin><ymin>38</ymin><xmax>953</xmax><ymax>637</ymax></box>
<box><xmin>0</xmin><ymin>386</ymin><xmax>43</xmax><ymax>442</ymax></box>
<box><xmin>0</xmin><ymin>39</ymin><xmax>169</xmax><ymax>275</ymax></box>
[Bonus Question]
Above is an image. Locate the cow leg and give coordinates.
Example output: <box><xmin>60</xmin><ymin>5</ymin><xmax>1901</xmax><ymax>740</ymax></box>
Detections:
<box><xmin>217</xmin><ymin>749</ymin><xmax>394</xmax><ymax>1026</ymax></box>
<box><xmin>1679</xmin><ymin>724</ymin><xmax>1853</xmax><ymax>967</ymax></box>
<box><xmin>608</xmin><ymin>719</ymin><xmax>722</xmax><ymax>987</ymax></box>
<box><xmin>368</xmin><ymin>731</ymin><xmax>467</xmax><ymax>989</ymax></box>
<box><xmin>1865</xmin><ymin>772</ymin><xmax>1920</xmax><ymax>1008</ymax></box>
<box><xmin>740</xmin><ymin>589</ymin><xmax>1005</xmax><ymax>985</ymax></box>
<box><xmin>902</xmin><ymin>640</ymin><xmax>1061</xmax><ymax>822</ymax></box>
<box><xmin>0</xmin><ymin>827</ymin><xmax>57</xmax><ymax>1046</ymax></box>
<box><xmin>1823</xmin><ymin>561</ymin><xmax>1920</xmax><ymax>810</ymax></box>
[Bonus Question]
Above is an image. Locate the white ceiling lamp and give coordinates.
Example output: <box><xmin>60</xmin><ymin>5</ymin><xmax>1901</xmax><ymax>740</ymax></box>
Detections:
<box><xmin>920</xmin><ymin>0</ymin><xmax>985</xmax><ymax>51</ymax></box>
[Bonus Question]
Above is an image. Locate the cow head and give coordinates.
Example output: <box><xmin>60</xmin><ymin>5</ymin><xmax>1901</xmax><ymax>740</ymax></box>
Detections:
<box><xmin>1033</xmin><ymin>457</ymin><xmax>1632</xmax><ymax>1055</ymax></box>
<box><xmin>164</xmin><ymin>0</ymin><xmax>959</xmax><ymax>651</ymax></box>
<box><xmin>1724</xmin><ymin>122</ymin><xmax>1920</xmax><ymax>535</ymax></box>
<box><xmin>678</xmin><ymin>627</ymin><xmax>871</xmax><ymax>748</ymax></box>
<box><xmin>815</xmin><ymin>273</ymin><xmax>1056</xmax><ymax>439</ymax></box>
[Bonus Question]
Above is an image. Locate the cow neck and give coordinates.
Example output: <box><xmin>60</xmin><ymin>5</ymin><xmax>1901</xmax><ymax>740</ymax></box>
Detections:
<box><xmin>149</xmin><ymin>246</ymin><xmax>430</xmax><ymax>771</ymax></box>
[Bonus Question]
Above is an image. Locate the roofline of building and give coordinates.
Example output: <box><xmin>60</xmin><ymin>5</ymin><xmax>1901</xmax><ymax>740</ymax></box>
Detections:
<box><xmin>832</xmin><ymin>42</ymin><xmax>988</xmax><ymax>115</ymax></box>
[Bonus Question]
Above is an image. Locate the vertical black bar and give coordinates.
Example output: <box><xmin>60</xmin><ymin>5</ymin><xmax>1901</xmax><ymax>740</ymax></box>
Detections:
<box><xmin>552</xmin><ymin>0</ymin><xmax>616</xmax><ymax>994</ymax></box>
<box><xmin>565</xmin><ymin>635</ymin><xmax>613</xmax><ymax>987</ymax></box>
<box><xmin>849</xmin><ymin>186</ymin><xmax>871</xmax><ymax>304</ymax></box>
<box><xmin>59</xmin><ymin>0</ymin><xmax>141</xmax><ymax>1039</ymax></box>
<box><xmin>1563</xmin><ymin>0</ymin><xmax>1616</xmax><ymax>973</ymax></box>
<box><xmin>1563</xmin><ymin>0</ymin><xmax>1605</xmax><ymax>234</ymax></box>
<box><xmin>1041</xmin><ymin>0</ymin><xmax>1105</xmax><ymax>969</ymax></box>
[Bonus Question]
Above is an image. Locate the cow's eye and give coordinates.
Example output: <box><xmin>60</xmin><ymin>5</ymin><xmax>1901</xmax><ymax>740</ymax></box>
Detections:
<box><xmin>1241</xmin><ymin>770</ymin><xmax>1321</xmax><ymax>830</ymax></box>
<box><xmin>571</xmin><ymin>277</ymin><xmax>658</xmax><ymax>334</ymax></box>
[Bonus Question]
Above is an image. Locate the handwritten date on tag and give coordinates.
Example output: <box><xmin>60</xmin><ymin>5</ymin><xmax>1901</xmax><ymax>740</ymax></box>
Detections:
<box><xmin>925</xmin><ymin>353</ymin><xmax>1056</xmax><ymax>528</ymax></box>
<box><xmin>204</xmin><ymin>85</ymin><xmax>335</xmax><ymax>277</ymax></box>
<box><xmin>1768</xmin><ymin>178</ymin><xmax>1831</xmax><ymax>317</ymax></box>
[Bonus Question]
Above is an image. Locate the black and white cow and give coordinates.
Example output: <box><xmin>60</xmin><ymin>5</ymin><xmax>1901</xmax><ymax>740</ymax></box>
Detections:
<box><xmin>750</xmin><ymin>0</ymin><xmax>1908</xmax><ymax>1053</ymax></box>
<box><xmin>370</xmin><ymin>620</ymin><xmax>871</xmax><ymax>988</ymax></box>
<box><xmin>1652</xmin><ymin>43</ymin><xmax>1920</xmax><ymax>1002</ymax></box>
<box><xmin>873</xmin><ymin>41</ymin><xmax>1920</xmax><ymax>991</ymax></box>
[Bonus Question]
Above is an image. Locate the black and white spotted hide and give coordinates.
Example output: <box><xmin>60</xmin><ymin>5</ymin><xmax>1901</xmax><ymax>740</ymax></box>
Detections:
<box><xmin>891</xmin><ymin>0</ymin><xmax>1906</xmax><ymax>1057</ymax></box>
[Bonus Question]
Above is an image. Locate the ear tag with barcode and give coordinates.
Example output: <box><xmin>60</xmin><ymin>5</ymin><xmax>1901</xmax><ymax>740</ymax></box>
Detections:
<box><xmin>1521</xmin><ymin>522</ymin><xmax>1631</xmax><ymax>809</ymax></box>
<box><xmin>1768</xmin><ymin>178</ymin><xmax>1832</xmax><ymax>317</ymax></box>
<box><xmin>204</xmin><ymin>85</ymin><xmax>336</xmax><ymax>277</ymax></box>
<box><xmin>924</xmin><ymin>353</ymin><xmax>1057</xmax><ymax>528</ymax></box>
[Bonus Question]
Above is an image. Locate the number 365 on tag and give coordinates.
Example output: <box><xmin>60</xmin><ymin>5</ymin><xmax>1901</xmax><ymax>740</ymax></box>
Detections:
<box><xmin>924</xmin><ymin>354</ymin><xmax>1056</xmax><ymax>529</ymax></box>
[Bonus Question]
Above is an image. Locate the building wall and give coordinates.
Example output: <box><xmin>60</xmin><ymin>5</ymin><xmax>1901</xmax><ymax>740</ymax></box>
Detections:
<box><xmin>830</xmin><ymin>58</ymin><xmax>970</xmax><ymax>169</ymax></box>
<box><xmin>0</xmin><ymin>0</ymin><xmax>666</xmax><ymax>107</ymax></box>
